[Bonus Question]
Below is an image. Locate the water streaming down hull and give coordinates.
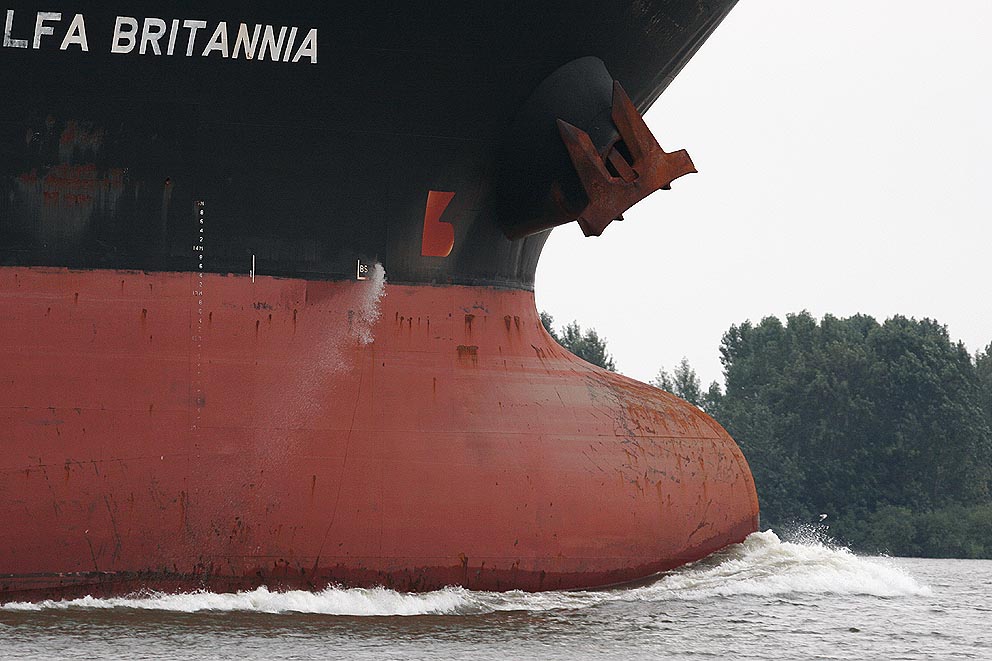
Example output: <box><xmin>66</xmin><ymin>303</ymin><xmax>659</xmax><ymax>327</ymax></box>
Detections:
<box><xmin>0</xmin><ymin>1</ymin><xmax>757</xmax><ymax>601</ymax></box>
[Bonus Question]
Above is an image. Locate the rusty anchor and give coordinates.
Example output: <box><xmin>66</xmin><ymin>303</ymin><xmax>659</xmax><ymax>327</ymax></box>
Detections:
<box><xmin>556</xmin><ymin>81</ymin><xmax>696</xmax><ymax>237</ymax></box>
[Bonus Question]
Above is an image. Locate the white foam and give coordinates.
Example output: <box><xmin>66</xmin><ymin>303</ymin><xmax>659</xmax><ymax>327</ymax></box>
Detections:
<box><xmin>630</xmin><ymin>529</ymin><xmax>932</xmax><ymax>600</ymax></box>
<box><xmin>2</xmin><ymin>586</ymin><xmax>476</xmax><ymax>617</ymax></box>
<box><xmin>2</xmin><ymin>530</ymin><xmax>930</xmax><ymax>615</ymax></box>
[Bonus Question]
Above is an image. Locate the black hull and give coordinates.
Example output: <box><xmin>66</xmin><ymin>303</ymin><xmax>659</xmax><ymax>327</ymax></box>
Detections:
<box><xmin>1</xmin><ymin>1</ymin><xmax>736</xmax><ymax>288</ymax></box>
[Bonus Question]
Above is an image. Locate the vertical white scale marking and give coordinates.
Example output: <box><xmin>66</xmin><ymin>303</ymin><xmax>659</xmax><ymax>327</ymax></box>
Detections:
<box><xmin>192</xmin><ymin>202</ymin><xmax>205</xmax><ymax>431</ymax></box>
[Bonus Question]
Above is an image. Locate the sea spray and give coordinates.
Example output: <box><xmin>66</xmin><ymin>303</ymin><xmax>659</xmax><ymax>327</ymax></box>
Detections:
<box><xmin>1</xmin><ymin>586</ymin><xmax>473</xmax><ymax>617</ymax></box>
<box><xmin>630</xmin><ymin>530</ymin><xmax>931</xmax><ymax>600</ymax></box>
<box><xmin>349</xmin><ymin>261</ymin><xmax>386</xmax><ymax>346</ymax></box>
<box><xmin>2</xmin><ymin>530</ymin><xmax>930</xmax><ymax>616</ymax></box>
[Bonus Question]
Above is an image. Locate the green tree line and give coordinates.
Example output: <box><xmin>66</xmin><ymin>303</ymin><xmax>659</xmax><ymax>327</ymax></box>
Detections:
<box><xmin>679</xmin><ymin>313</ymin><xmax>992</xmax><ymax>558</ymax></box>
<box><xmin>545</xmin><ymin>308</ymin><xmax>992</xmax><ymax>557</ymax></box>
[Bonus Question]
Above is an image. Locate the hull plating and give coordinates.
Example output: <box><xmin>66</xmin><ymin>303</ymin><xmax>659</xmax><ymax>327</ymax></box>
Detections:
<box><xmin>0</xmin><ymin>267</ymin><xmax>758</xmax><ymax>600</ymax></box>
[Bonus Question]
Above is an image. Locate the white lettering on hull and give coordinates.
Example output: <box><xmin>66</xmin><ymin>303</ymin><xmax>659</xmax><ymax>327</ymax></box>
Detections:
<box><xmin>4</xmin><ymin>9</ymin><xmax>28</xmax><ymax>48</ymax></box>
<box><xmin>139</xmin><ymin>17</ymin><xmax>167</xmax><ymax>55</ymax></box>
<box><xmin>110</xmin><ymin>16</ymin><xmax>137</xmax><ymax>53</ymax></box>
<box><xmin>32</xmin><ymin>11</ymin><xmax>59</xmax><ymax>48</ymax></box>
<box><xmin>3</xmin><ymin>10</ymin><xmax>317</xmax><ymax>64</ymax></box>
<box><xmin>59</xmin><ymin>13</ymin><xmax>87</xmax><ymax>51</ymax></box>
<box><xmin>201</xmin><ymin>21</ymin><xmax>229</xmax><ymax>58</ymax></box>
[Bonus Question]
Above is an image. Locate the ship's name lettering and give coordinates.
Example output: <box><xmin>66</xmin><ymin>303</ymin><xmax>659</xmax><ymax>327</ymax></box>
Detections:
<box><xmin>2</xmin><ymin>10</ymin><xmax>318</xmax><ymax>63</ymax></box>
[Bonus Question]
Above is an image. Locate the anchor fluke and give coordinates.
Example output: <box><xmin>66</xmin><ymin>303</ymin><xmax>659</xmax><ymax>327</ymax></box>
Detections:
<box><xmin>495</xmin><ymin>57</ymin><xmax>695</xmax><ymax>240</ymax></box>
<box><xmin>556</xmin><ymin>82</ymin><xmax>696</xmax><ymax>237</ymax></box>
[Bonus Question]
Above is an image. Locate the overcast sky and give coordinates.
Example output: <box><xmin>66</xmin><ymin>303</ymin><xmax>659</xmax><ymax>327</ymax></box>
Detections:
<box><xmin>536</xmin><ymin>0</ymin><xmax>992</xmax><ymax>388</ymax></box>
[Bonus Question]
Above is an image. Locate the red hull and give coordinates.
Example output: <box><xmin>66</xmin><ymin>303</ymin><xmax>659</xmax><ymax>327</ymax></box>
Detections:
<box><xmin>0</xmin><ymin>266</ymin><xmax>758</xmax><ymax>601</ymax></box>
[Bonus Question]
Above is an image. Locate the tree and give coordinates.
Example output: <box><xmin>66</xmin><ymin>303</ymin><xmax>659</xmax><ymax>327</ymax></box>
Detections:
<box><xmin>539</xmin><ymin>312</ymin><xmax>616</xmax><ymax>371</ymax></box>
<box><xmin>711</xmin><ymin>312</ymin><xmax>992</xmax><ymax>530</ymax></box>
<box><xmin>559</xmin><ymin>321</ymin><xmax>616</xmax><ymax>371</ymax></box>
<box><xmin>672</xmin><ymin>358</ymin><xmax>702</xmax><ymax>407</ymax></box>
<box><xmin>540</xmin><ymin>310</ymin><xmax>560</xmax><ymax>342</ymax></box>
<box><xmin>701</xmin><ymin>381</ymin><xmax>723</xmax><ymax>416</ymax></box>
<box><xmin>652</xmin><ymin>358</ymin><xmax>703</xmax><ymax>408</ymax></box>
<box><xmin>977</xmin><ymin>343</ymin><xmax>992</xmax><ymax>430</ymax></box>
<box><xmin>651</xmin><ymin>367</ymin><xmax>674</xmax><ymax>392</ymax></box>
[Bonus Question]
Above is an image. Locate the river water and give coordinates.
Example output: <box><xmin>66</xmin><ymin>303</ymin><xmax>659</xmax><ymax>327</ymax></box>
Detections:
<box><xmin>2</xmin><ymin>530</ymin><xmax>989</xmax><ymax>660</ymax></box>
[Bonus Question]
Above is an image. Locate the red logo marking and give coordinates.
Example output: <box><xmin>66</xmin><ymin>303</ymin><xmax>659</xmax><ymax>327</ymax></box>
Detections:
<box><xmin>421</xmin><ymin>190</ymin><xmax>455</xmax><ymax>257</ymax></box>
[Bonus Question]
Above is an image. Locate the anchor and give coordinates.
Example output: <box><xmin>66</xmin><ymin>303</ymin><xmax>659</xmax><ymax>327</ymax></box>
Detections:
<box><xmin>555</xmin><ymin>81</ymin><xmax>696</xmax><ymax>237</ymax></box>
